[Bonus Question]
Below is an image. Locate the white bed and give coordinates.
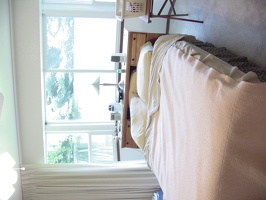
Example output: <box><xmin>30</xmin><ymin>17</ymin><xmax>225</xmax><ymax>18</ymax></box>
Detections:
<box><xmin>128</xmin><ymin>34</ymin><xmax>266</xmax><ymax>200</ymax></box>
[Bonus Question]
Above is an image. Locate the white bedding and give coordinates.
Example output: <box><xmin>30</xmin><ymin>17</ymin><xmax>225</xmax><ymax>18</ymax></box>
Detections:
<box><xmin>129</xmin><ymin>35</ymin><xmax>266</xmax><ymax>200</ymax></box>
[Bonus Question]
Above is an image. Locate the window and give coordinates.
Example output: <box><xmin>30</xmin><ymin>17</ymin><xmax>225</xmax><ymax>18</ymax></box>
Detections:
<box><xmin>42</xmin><ymin>1</ymin><xmax>122</xmax><ymax>164</ymax></box>
<box><xmin>46</xmin><ymin>132</ymin><xmax>115</xmax><ymax>163</ymax></box>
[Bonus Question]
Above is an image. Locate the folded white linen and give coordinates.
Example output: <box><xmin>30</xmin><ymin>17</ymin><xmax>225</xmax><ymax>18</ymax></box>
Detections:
<box><xmin>129</xmin><ymin>71</ymin><xmax>147</xmax><ymax>150</ymax></box>
<box><xmin>128</xmin><ymin>71</ymin><xmax>138</xmax><ymax>100</ymax></box>
<box><xmin>129</xmin><ymin>96</ymin><xmax>147</xmax><ymax>150</ymax></box>
<box><xmin>137</xmin><ymin>41</ymin><xmax>153</xmax><ymax>104</ymax></box>
<box><xmin>147</xmin><ymin>34</ymin><xmax>196</xmax><ymax>120</ymax></box>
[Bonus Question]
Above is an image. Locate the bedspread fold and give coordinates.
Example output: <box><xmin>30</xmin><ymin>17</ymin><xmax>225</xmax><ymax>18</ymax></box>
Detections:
<box><xmin>148</xmin><ymin>34</ymin><xmax>196</xmax><ymax>119</ymax></box>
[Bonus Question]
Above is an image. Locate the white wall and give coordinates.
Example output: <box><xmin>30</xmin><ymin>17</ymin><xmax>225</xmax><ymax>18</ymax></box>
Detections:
<box><xmin>120</xmin><ymin>148</ymin><xmax>144</xmax><ymax>161</ymax></box>
<box><xmin>125</xmin><ymin>18</ymin><xmax>167</xmax><ymax>33</ymax></box>
<box><xmin>0</xmin><ymin>0</ymin><xmax>23</xmax><ymax>199</ymax></box>
<box><xmin>11</xmin><ymin>0</ymin><xmax>45</xmax><ymax>164</ymax></box>
<box><xmin>11</xmin><ymin>0</ymin><xmax>167</xmax><ymax>164</ymax></box>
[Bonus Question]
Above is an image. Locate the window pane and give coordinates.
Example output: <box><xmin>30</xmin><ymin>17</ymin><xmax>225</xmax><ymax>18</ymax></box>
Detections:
<box><xmin>47</xmin><ymin>133</ymin><xmax>89</xmax><ymax>164</ymax></box>
<box><xmin>45</xmin><ymin>17</ymin><xmax>117</xmax><ymax>70</ymax></box>
<box><xmin>91</xmin><ymin>134</ymin><xmax>114</xmax><ymax>163</ymax></box>
<box><xmin>46</xmin><ymin>133</ymin><xmax>115</xmax><ymax>163</ymax></box>
<box><xmin>45</xmin><ymin>72</ymin><xmax>117</xmax><ymax>122</ymax></box>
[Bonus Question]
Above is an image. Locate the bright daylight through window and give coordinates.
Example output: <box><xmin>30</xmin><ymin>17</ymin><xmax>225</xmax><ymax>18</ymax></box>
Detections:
<box><xmin>42</xmin><ymin>2</ymin><xmax>121</xmax><ymax>164</ymax></box>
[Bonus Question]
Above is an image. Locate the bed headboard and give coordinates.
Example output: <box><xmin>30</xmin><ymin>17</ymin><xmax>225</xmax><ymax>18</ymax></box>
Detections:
<box><xmin>121</xmin><ymin>31</ymin><xmax>164</xmax><ymax>148</ymax></box>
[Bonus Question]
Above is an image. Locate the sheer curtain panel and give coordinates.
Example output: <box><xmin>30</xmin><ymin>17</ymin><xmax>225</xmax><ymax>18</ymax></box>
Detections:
<box><xmin>21</xmin><ymin>161</ymin><xmax>160</xmax><ymax>200</ymax></box>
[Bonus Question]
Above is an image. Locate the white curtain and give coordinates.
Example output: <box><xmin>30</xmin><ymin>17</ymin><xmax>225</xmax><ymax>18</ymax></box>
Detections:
<box><xmin>21</xmin><ymin>161</ymin><xmax>160</xmax><ymax>200</ymax></box>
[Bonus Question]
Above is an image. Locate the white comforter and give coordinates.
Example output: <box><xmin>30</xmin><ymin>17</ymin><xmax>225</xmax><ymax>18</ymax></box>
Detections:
<box><xmin>140</xmin><ymin>36</ymin><xmax>266</xmax><ymax>199</ymax></box>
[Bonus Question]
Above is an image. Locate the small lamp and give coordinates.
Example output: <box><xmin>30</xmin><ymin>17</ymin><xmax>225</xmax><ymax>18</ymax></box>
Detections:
<box><xmin>92</xmin><ymin>76</ymin><xmax>124</xmax><ymax>95</ymax></box>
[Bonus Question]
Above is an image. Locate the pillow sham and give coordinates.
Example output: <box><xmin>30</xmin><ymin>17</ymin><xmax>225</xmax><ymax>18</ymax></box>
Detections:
<box><xmin>137</xmin><ymin>41</ymin><xmax>153</xmax><ymax>104</ymax></box>
<box><xmin>129</xmin><ymin>71</ymin><xmax>138</xmax><ymax>101</ymax></box>
<box><xmin>129</xmin><ymin>96</ymin><xmax>147</xmax><ymax>150</ymax></box>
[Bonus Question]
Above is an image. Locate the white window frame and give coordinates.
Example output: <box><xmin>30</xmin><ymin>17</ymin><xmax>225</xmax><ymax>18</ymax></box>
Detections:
<box><xmin>41</xmin><ymin>1</ymin><xmax>123</xmax><ymax>163</ymax></box>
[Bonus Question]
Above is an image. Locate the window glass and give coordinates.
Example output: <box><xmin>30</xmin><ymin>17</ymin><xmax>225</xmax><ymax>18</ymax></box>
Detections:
<box><xmin>45</xmin><ymin>72</ymin><xmax>116</xmax><ymax>122</ymax></box>
<box><xmin>45</xmin><ymin>17</ymin><xmax>117</xmax><ymax>70</ymax></box>
<box><xmin>46</xmin><ymin>133</ymin><xmax>115</xmax><ymax>163</ymax></box>
<box><xmin>44</xmin><ymin>16</ymin><xmax>118</xmax><ymax>122</ymax></box>
<box><xmin>90</xmin><ymin>134</ymin><xmax>114</xmax><ymax>163</ymax></box>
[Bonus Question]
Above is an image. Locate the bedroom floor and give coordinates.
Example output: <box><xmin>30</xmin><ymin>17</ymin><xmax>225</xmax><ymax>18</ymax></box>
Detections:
<box><xmin>167</xmin><ymin>0</ymin><xmax>266</xmax><ymax>69</ymax></box>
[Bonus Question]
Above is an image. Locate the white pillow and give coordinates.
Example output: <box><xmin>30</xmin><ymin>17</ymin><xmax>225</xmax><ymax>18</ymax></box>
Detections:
<box><xmin>137</xmin><ymin>42</ymin><xmax>153</xmax><ymax>104</ymax></box>
<box><xmin>129</xmin><ymin>96</ymin><xmax>147</xmax><ymax>150</ymax></box>
<box><xmin>129</xmin><ymin>71</ymin><xmax>138</xmax><ymax>101</ymax></box>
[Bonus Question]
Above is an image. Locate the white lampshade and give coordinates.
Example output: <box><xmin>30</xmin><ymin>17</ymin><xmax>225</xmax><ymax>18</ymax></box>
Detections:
<box><xmin>92</xmin><ymin>76</ymin><xmax>119</xmax><ymax>95</ymax></box>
